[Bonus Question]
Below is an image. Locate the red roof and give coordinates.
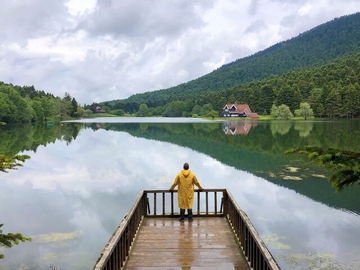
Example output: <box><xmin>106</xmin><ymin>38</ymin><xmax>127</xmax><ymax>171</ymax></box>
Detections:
<box><xmin>223</xmin><ymin>104</ymin><xmax>259</xmax><ymax>118</ymax></box>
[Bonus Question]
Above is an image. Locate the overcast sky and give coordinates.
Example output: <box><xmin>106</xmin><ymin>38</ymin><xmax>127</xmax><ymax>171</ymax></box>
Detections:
<box><xmin>1</xmin><ymin>0</ymin><xmax>359</xmax><ymax>105</ymax></box>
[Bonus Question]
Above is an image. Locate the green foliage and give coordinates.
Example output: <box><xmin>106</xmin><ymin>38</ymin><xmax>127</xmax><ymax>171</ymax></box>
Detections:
<box><xmin>279</xmin><ymin>251</ymin><xmax>346</xmax><ymax>269</ymax></box>
<box><xmin>0</xmin><ymin>224</ymin><xmax>32</xmax><ymax>259</ymax></box>
<box><xmin>0</xmin><ymin>155</ymin><xmax>30</xmax><ymax>173</ymax></box>
<box><xmin>163</xmin><ymin>101</ymin><xmax>186</xmax><ymax>117</ymax></box>
<box><xmin>286</xmin><ymin>146</ymin><xmax>360</xmax><ymax>192</ymax></box>
<box><xmin>76</xmin><ymin>105</ymin><xmax>85</xmax><ymax>118</ymax></box>
<box><xmin>191</xmin><ymin>105</ymin><xmax>201</xmax><ymax>116</ymax></box>
<box><xmin>200</xmin><ymin>104</ymin><xmax>213</xmax><ymax>116</ymax></box>
<box><xmin>84</xmin><ymin>109</ymin><xmax>94</xmax><ymax>117</ymax></box>
<box><xmin>207</xmin><ymin>110</ymin><xmax>219</xmax><ymax>120</ymax></box>
<box><xmin>276</xmin><ymin>87</ymin><xmax>302</xmax><ymax>113</ymax></box>
<box><xmin>136</xmin><ymin>103</ymin><xmax>149</xmax><ymax>117</ymax></box>
<box><xmin>149</xmin><ymin>106</ymin><xmax>163</xmax><ymax>116</ymax></box>
<box><xmin>0</xmin><ymin>83</ymin><xmax>80</xmax><ymax>123</ymax></box>
<box><xmin>294</xmin><ymin>102</ymin><xmax>314</xmax><ymax>120</ymax></box>
<box><xmin>271</xmin><ymin>104</ymin><xmax>294</xmax><ymax>119</ymax></box>
<box><xmin>111</xmin><ymin>109</ymin><xmax>125</xmax><ymax>116</ymax></box>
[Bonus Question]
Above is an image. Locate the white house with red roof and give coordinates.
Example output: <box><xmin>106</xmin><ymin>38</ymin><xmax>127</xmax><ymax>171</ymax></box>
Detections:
<box><xmin>95</xmin><ymin>106</ymin><xmax>105</xmax><ymax>113</ymax></box>
<box><xmin>222</xmin><ymin>104</ymin><xmax>259</xmax><ymax>118</ymax></box>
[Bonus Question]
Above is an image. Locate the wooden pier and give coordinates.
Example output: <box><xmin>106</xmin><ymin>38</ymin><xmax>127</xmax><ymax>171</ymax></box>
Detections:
<box><xmin>93</xmin><ymin>189</ymin><xmax>281</xmax><ymax>270</ymax></box>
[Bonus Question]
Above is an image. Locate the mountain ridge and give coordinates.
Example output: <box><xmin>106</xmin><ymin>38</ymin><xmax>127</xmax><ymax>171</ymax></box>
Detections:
<box><xmin>104</xmin><ymin>12</ymin><xmax>360</xmax><ymax>107</ymax></box>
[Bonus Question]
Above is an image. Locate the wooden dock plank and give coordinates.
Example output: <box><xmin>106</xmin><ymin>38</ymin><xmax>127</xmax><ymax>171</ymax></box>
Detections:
<box><xmin>124</xmin><ymin>217</ymin><xmax>250</xmax><ymax>269</ymax></box>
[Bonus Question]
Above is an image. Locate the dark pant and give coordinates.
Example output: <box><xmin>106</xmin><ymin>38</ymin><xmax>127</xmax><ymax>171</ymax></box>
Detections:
<box><xmin>180</xmin><ymin>208</ymin><xmax>193</xmax><ymax>221</ymax></box>
<box><xmin>188</xmin><ymin>209</ymin><xmax>193</xmax><ymax>221</ymax></box>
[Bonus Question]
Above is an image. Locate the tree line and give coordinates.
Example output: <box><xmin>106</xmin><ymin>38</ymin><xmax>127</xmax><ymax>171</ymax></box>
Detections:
<box><xmin>0</xmin><ymin>82</ymin><xmax>82</xmax><ymax>124</ymax></box>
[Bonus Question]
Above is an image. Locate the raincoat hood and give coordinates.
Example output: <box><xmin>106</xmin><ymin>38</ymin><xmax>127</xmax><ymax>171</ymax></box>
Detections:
<box><xmin>181</xmin><ymin>169</ymin><xmax>190</xmax><ymax>177</ymax></box>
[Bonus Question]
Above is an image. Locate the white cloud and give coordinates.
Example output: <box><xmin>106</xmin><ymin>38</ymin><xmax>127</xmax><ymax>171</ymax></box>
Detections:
<box><xmin>65</xmin><ymin>0</ymin><xmax>97</xmax><ymax>16</ymax></box>
<box><xmin>0</xmin><ymin>0</ymin><xmax>359</xmax><ymax>104</ymax></box>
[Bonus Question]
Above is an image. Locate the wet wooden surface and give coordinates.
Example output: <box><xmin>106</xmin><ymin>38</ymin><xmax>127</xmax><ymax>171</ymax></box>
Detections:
<box><xmin>124</xmin><ymin>217</ymin><xmax>250</xmax><ymax>270</ymax></box>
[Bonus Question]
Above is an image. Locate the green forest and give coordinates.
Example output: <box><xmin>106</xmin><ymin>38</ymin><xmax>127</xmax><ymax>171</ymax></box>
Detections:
<box><xmin>0</xmin><ymin>83</ymin><xmax>82</xmax><ymax>124</ymax></box>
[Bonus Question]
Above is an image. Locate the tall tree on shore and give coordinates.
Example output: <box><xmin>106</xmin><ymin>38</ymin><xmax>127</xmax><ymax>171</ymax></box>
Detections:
<box><xmin>295</xmin><ymin>102</ymin><xmax>314</xmax><ymax>120</ymax></box>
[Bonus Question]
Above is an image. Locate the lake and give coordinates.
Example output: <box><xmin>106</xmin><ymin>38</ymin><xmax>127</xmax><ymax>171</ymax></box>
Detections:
<box><xmin>1</xmin><ymin>117</ymin><xmax>360</xmax><ymax>270</ymax></box>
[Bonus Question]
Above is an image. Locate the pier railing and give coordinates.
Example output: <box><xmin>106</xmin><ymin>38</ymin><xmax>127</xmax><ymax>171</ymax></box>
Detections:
<box><xmin>93</xmin><ymin>189</ymin><xmax>280</xmax><ymax>270</ymax></box>
<box><xmin>223</xmin><ymin>190</ymin><xmax>281</xmax><ymax>270</ymax></box>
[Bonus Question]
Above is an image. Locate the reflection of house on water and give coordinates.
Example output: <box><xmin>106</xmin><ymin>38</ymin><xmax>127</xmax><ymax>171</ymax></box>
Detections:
<box><xmin>223</xmin><ymin>120</ymin><xmax>258</xmax><ymax>135</ymax></box>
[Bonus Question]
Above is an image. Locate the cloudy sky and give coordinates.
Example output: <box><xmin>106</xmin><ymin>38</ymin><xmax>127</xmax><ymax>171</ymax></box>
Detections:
<box><xmin>1</xmin><ymin>0</ymin><xmax>359</xmax><ymax>105</ymax></box>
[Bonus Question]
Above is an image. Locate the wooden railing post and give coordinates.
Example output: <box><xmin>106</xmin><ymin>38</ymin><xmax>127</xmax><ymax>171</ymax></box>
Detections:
<box><xmin>224</xmin><ymin>189</ymin><xmax>281</xmax><ymax>270</ymax></box>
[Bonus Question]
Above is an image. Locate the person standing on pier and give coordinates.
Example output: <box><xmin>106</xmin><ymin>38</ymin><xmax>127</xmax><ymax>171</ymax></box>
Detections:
<box><xmin>169</xmin><ymin>162</ymin><xmax>203</xmax><ymax>222</ymax></box>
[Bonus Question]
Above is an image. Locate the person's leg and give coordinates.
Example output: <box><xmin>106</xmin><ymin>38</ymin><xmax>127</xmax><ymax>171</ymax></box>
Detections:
<box><xmin>179</xmin><ymin>209</ymin><xmax>185</xmax><ymax>221</ymax></box>
<box><xmin>188</xmin><ymin>209</ymin><xmax>193</xmax><ymax>221</ymax></box>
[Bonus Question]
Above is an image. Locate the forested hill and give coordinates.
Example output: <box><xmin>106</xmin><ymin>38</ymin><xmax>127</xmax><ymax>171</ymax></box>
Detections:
<box><xmin>108</xmin><ymin>12</ymin><xmax>360</xmax><ymax>106</ymax></box>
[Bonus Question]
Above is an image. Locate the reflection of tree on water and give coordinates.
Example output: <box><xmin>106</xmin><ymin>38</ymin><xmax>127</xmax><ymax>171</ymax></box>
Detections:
<box><xmin>0</xmin><ymin>154</ymin><xmax>30</xmax><ymax>173</ymax></box>
<box><xmin>294</xmin><ymin>121</ymin><xmax>314</xmax><ymax>137</ymax></box>
<box><xmin>270</xmin><ymin>121</ymin><xmax>292</xmax><ymax>135</ymax></box>
<box><xmin>0</xmin><ymin>123</ymin><xmax>82</xmax><ymax>156</ymax></box>
<box><xmin>279</xmin><ymin>251</ymin><xmax>360</xmax><ymax>269</ymax></box>
<box><xmin>178</xmin><ymin>222</ymin><xmax>194</xmax><ymax>269</ymax></box>
<box><xmin>271</xmin><ymin>121</ymin><xmax>315</xmax><ymax>137</ymax></box>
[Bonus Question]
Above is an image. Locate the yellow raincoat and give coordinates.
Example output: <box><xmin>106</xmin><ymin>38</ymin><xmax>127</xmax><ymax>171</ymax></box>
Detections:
<box><xmin>169</xmin><ymin>169</ymin><xmax>203</xmax><ymax>209</ymax></box>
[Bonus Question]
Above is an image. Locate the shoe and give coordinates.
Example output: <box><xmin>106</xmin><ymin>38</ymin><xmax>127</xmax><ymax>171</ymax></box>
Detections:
<box><xmin>188</xmin><ymin>218</ymin><xmax>193</xmax><ymax>222</ymax></box>
<box><xmin>179</xmin><ymin>218</ymin><xmax>184</xmax><ymax>222</ymax></box>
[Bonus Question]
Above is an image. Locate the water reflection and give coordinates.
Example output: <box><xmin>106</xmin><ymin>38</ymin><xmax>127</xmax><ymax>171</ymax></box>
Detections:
<box><xmin>178</xmin><ymin>222</ymin><xmax>194</xmax><ymax>269</ymax></box>
<box><xmin>1</xmin><ymin>119</ymin><xmax>360</xmax><ymax>269</ymax></box>
<box><xmin>222</xmin><ymin>120</ymin><xmax>258</xmax><ymax>135</ymax></box>
<box><xmin>293</xmin><ymin>121</ymin><xmax>314</xmax><ymax>137</ymax></box>
<box><xmin>270</xmin><ymin>121</ymin><xmax>293</xmax><ymax>135</ymax></box>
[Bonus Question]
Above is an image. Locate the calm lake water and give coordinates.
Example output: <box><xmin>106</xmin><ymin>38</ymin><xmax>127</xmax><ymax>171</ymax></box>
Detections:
<box><xmin>1</xmin><ymin>117</ymin><xmax>360</xmax><ymax>270</ymax></box>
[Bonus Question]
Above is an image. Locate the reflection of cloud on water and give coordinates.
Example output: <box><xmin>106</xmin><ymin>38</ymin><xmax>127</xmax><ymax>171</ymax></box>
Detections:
<box><xmin>265</xmin><ymin>165</ymin><xmax>328</xmax><ymax>181</ymax></box>
<box><xmin>34</xmin><ymin>231</ymin><xmax>82</xmax><ymax>243</ymax></box>
<box><xmin>283</xmin><ymin>176</ymin><xmax>302</xmax><ymax>180</ymax></box>
<box><xmin>285</xmin><ymin>166</ymin><xmax>300</xmax><ymax>172</ymax></box>
<box><xmin>2</xmin><ymin>124</ymin><xmax>360</xmax><ymax>269</ymax></box>
<box><xmin>262</xmin><ymin>234</ymin><xmax>290</xmax><ymax>250</ymax></box>
<box><xmin>312</xmin><ymin>174</ymin><xmax>326</xmax><ymax>178</ymax></box>
<box><xmin>279</xmin><ymin>252</ymin><xmax>344</xmax><ymax>269</ymax></box>
<box><xmin>5</xmin><ymin>129</ymin><xmax>256</xmax><ymax>198</ymax></box>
